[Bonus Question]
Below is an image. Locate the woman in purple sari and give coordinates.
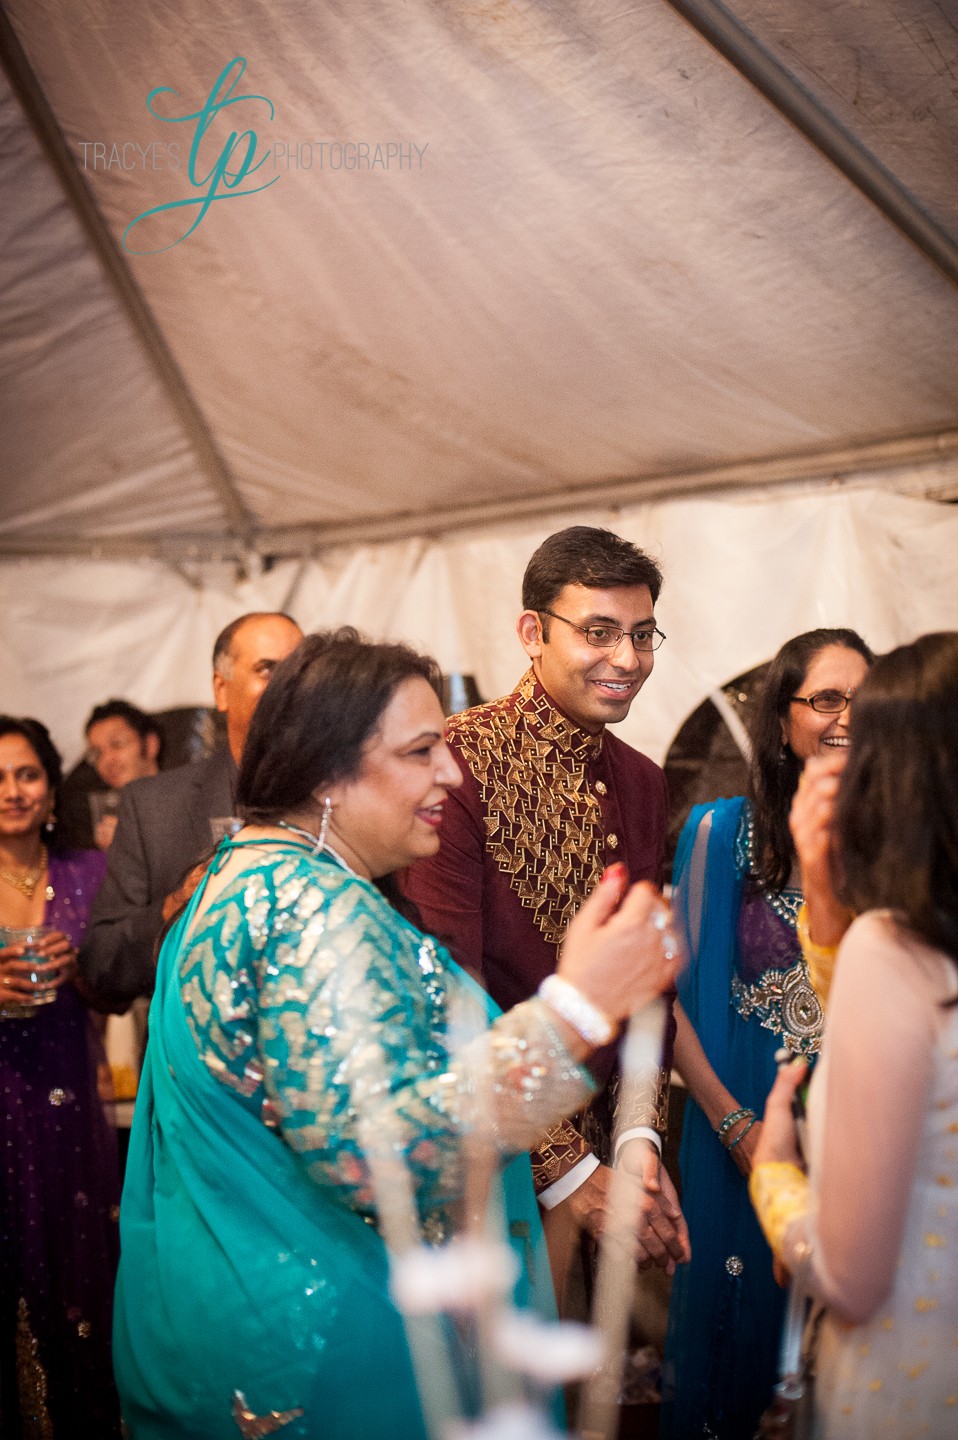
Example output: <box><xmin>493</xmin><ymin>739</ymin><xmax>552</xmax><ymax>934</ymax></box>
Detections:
<box><xmin>0</xmin><ymin>716</ymin><xmax>121</xmax><ymax>1439</ymax></box>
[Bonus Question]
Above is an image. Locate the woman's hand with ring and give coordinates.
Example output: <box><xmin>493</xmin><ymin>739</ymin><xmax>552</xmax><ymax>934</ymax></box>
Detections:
<box><xmin>0</xmin><ymin>931</ymin><xmax>77</xmax><ymax>1001</ymax></box>
<box><xmin>557</xmin><ymin>865</ymin><xmax>684</xmax><ymax>1025</ymax></box>
<box><xmin>0</xmin><ymin>942</ymin><xmax>38</xmax><ymax>1001</ymax></box>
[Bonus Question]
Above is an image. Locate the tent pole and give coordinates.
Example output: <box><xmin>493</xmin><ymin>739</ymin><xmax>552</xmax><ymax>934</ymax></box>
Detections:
<box><xmin>0</xmin><ymin>6</ymin><xmax>259</xmax><ymax>557</ymax></box>
<box><xmin>0</xmin><ymin>428</ymin><xmax>954</xmax><ymax>562</ymax></box>
<box><xmin>260</xmin><ymin>431</ymin><xmax>958</xmax><ymax>550</ymax></box>
<box><xmin>664</xmin><ymin>0</ymin><xmax>958</xmax><ymax>291</ymax></box>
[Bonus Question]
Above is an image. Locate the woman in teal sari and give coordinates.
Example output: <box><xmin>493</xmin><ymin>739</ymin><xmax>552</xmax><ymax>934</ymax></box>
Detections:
<box><xmin>114</xmin><ymin>629</ymin><xmax>680</xmax><ymax>1439</ymax></box>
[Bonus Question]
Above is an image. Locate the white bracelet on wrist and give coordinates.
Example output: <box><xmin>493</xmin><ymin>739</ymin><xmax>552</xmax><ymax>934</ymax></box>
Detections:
<box><xmin>538</xmin><ymin>974</ymin><xmax>615</xmax><ymax>1047</ymax></box>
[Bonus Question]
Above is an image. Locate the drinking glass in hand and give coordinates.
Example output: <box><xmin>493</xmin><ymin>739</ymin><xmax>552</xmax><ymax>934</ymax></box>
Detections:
<box><xmin>0</xmin><ymin>925</ymin><xmax>58</xmax><ymax>1017</ymax></box>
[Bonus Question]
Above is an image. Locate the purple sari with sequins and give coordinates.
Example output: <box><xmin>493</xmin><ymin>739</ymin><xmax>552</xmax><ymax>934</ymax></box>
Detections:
<box><xmin>0</xmin><ymin>849</ymin><xmax>122</xmax><ymax>1439</ymax></box>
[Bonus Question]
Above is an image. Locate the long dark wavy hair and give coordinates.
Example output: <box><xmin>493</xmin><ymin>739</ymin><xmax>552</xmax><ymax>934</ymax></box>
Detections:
<box><xmin>749</xmin><ymin>628</ymin><xmax>873</xmax><ymax>892</ymax></box>
<box><xmin>0</xmin><ymin>715</ymin><xmax>65</xmax><ymax>853</ymax></box>
<box><xmin>834</xmin><ymin>632</ymin><xmax>958</xmax><ymax>972</ymax></box>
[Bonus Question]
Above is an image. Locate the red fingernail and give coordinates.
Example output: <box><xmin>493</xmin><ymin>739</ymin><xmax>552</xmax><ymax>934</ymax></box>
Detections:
<box><xmin>602</xmin><ymin>863</ymin><xmax>626</xmax><ymax>884</ymax></box>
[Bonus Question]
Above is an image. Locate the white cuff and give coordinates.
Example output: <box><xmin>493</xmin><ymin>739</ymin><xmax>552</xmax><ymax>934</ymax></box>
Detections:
<box><xmin>537</xmin><ymin>1152</ymin><xmax>601</xmax><ymax>1210</ymax></box>
<box><xmin>613</xmin><ymin>1126</ymin><xmax>662</xmax><ymax>1164</ymax></box>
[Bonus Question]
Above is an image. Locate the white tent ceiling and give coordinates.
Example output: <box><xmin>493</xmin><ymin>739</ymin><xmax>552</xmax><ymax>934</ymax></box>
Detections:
<box><xmin>2</xmin><ymin>0</ymin><xmax>958</xmax><ymax>564</ymax></box>
<box><xmin>1</xmin><ymin>1</ymin><xmax>957</xmax><ymax>770</ymax></box>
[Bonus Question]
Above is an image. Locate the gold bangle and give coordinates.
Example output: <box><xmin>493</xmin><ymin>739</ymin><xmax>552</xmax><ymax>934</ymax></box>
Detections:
<box><xmin>796</xmin><ymin>902</ymin><xmax>838</xmax><ymax>1008</ymax></box>
<box><xmin>749</xmin><ymin>1160</ymin><xmax>809</xmax><ymax>1258</ymax></box>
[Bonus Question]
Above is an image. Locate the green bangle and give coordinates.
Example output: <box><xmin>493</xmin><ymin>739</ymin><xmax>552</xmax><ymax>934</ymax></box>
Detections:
<box><xmin>726</xmin><ymin>1114</ymin><xmax>758</xmax><ymax>1151</ymax></box>
<box><xmin>716</xmin><ymin>1106</ymin><xmax>753</xmax><ymax>1140</ymax></box>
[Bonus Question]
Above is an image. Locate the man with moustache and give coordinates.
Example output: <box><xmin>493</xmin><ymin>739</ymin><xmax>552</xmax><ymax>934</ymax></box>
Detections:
<box><xmin>405</xmin><ymin>527</ymin><xmax>688</xmax><ymax>1290</ymax></box>
<box><xmin>80</xmin><ymin>611</ymin><xmax>303</xmax><ymax>1011</ymax></box>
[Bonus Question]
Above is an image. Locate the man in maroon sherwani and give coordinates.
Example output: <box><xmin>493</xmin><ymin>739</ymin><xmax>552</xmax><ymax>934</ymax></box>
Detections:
<box><xmin>404</xmin><ymin>526</ymin><xmax>689</xmax><ymax>1291</ymax></box>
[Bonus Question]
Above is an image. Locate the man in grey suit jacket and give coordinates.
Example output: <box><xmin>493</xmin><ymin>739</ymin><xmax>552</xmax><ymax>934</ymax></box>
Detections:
<box><xmin>80</xmin><ymin>611</ymin><xmax>303</xmax><ymax>1010</ymax></box>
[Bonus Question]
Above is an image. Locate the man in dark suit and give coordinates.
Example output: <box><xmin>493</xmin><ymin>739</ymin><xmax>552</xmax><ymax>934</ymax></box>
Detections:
<box><xmin>79</xmin><ymin>611</ymin><xmax>303</xmax><ymax>1010</ymax></box>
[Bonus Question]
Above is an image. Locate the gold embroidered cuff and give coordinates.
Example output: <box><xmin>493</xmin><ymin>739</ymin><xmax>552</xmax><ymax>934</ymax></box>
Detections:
<box><xmin>796</xmin><ymin>902</ymin><xmax>839</xmax><ymax>1008</ymax></box>
<box><xmin>749</xmin><ymin>1160</ymin><xmax>809</xmax><ymax>1259</ymax></box>
<box><xmin>531</xmin><ymin>1119</ymin><xmax>591</xmax><ymax>1193</ymax></box>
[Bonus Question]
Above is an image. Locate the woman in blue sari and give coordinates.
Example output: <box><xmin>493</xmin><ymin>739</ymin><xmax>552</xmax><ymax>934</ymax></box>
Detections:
<box><xmin>114</xmin><ymin>628</ymin><xmax>680</xmax><ymax>1439</ymax></box>
<box><xmin>661</xmin><ymin>629</ymin><xmax>872</xmax><ymax>1439</ymax></box>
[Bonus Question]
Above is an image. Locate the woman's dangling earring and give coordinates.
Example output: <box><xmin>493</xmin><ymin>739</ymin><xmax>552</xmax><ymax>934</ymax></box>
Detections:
<box><xmin>44</xmin><ymin>813</ymin><xmax>56</xmax><ymax>833</ymax></box>
<box><xmin>317</xmin><ymin>796</ymin><xmax>333</xmax><ymax>852</ymax></box>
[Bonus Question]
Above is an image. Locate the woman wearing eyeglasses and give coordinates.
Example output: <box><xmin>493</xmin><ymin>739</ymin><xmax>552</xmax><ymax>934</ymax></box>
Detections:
<box><xmin>661</xmin><ymin>629</ymin><xmax>872</xmax><ymax>1440</ymax></box>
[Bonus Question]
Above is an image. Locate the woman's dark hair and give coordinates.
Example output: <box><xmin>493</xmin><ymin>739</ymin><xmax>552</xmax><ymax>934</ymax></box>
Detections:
<box><xmin>749</xmin><ymin>628</ymin><xmax>874</xmax><ymax>892</ymax></box>
<box><xmin>238</xmin><ymin>627</ymin><xmax>441</xmax><ymax>822</ymax></box>
<box><xmin>834</xmin><ymin>632</ymin><xmax>958</xmax><ymax>969</ymax></box>
<box><xmin>0</xmin><ymin>715</ymin><xmax>65</xmax><ymax>851</ymax></box>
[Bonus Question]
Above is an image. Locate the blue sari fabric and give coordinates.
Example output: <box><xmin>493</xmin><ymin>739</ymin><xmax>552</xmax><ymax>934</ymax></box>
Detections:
<box><xmin>661</xmin><ymin>800</ymin><xmax>803</xmax><ymax>1440</ymax></box>
<box><xmin>115</xmin><ymin>843</ymin><xmax>562</xmax><ymax>1439</ymax></box>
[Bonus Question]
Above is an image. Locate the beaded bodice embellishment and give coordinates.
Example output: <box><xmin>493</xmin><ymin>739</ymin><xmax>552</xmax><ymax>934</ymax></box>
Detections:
<box><xmin>730</xmin><ymin>806</ymin><xmax>824</xmax><ymax>1056</ymax></box>
<box><xmin>177</xmin><ymin>845</ymin><xmax>593</xmax><ymax>1225</ymax></box>
<box><xmin>447</xmin><ymin>670</ymin><xmax>605</xmax><ymax>948</ymax></box>
<box><xmin>732</xmin><ymin>808</ymin><xmax>802</xmax><ymax>930</ymax></box>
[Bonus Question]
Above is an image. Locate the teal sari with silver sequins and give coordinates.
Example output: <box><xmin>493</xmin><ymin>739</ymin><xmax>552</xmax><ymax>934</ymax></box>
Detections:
<box><xmin>114</xmin><ymin>842</ymin><xmax>569</xmax><ymax>1438</ymax></box>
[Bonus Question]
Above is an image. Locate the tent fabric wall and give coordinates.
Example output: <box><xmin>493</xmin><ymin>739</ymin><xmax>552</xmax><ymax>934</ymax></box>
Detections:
<box><xmin>3</xmin><ymin>484</ymin><xmax>955</xmax><ymax>772</ymax></box>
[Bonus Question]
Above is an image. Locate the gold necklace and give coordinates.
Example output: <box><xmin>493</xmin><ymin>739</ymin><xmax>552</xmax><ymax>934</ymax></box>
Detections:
<box><xmin>0</xmin><ymin>844</ymin><xmax>48</xmax><ymax>898</ymax></box>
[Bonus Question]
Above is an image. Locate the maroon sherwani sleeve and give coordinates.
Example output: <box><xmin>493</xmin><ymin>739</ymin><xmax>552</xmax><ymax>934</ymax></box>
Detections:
<box><xmin>405</xmin><ymin>748</ymin><xmax>486</xmax><ymax>980</ymax></box>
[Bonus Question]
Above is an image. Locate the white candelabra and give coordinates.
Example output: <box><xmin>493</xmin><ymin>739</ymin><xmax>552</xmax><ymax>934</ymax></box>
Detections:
<box><xmin>356</xmin><ymin>977</ymin><xmax>669</xmax><ymax>1440</ymax></box>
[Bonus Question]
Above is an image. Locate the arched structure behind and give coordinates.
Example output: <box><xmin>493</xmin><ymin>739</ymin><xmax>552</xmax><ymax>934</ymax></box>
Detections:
<box><xmin>663</xmin><ymin>660</ymin><xmax>770</xmax><ymax>876</ymax></box>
